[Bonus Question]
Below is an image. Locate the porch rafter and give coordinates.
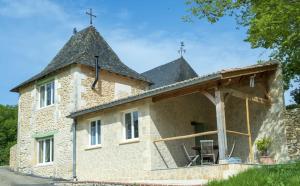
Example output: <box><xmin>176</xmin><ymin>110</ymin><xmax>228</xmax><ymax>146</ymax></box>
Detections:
<box><xmin>200</xmin><ymin>91</ymin><xmax>216</xmax><ymax>105</ymax></box>
<box><xmin>223</xmin><ymin>88</ymin><xmax>271</xmax><ymax>105</ymax></box>
<box><xmin>152</xmin><ymin>83</ymin><xmax>217</xmax><ymax>103</ymax></box>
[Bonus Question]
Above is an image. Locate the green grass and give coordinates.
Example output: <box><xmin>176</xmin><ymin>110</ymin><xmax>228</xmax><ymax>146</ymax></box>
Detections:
<box><xmin>208</xmin><ymin>162</ymin><xmax>300</xmax><ymax>186</ymax></box>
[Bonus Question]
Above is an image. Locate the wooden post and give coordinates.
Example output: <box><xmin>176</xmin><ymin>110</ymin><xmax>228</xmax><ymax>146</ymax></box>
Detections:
<box><xmin>215</xmin><ymin>89</ymin><xmax>228</xmax><ymax>160</ymax></box>
<box><xmin>246</xmin><ymin>98</ymin><xmax>253</xmax><ymax>162</ymax></box>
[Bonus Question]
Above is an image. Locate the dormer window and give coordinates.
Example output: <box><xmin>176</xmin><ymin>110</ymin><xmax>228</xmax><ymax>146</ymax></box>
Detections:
<box><xmin>39</xmin><ymin>81</ymin><xmax>55</xmax><ymax>108</ymax></box>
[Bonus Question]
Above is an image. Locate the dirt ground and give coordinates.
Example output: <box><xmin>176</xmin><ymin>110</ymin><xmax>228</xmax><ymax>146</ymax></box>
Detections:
<box><xmin>0</xmin><ymin>166</ymin><xmax>54</xmax><ymax>186</ymax></box>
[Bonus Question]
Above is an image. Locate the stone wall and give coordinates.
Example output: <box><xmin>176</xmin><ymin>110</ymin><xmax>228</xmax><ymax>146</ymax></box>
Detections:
<box><xmin>225</xmin><ymin>81</ymin><xmax>271</xmax><ymax>162</ymax></box>
<box><xmin>76</xmin><ymin>99</ymin><xmax>152</xmax><ymax>181</ymax></box>
<box><xmin>224</xmin><ymin>68</ymin><xmax>288</xmax><ymax>163</ymax></box>
<box><xmin>11</xmin><ymin>64</ymin><xmax>150</xmax><ymax>180</ymax></box>
<box><xmin>75</xmin><ymin>94</ymin><xmax>256</xmax><ymax>182</ymax></box>
<box><xmin>251</xmin><ymin>68</ymin><xmax>288</xmax><ymax>162</ymax></box>
<box><xmin>15</xmin><ymin>66</ymin><xmax>75</xmax><ymax>179</ymax></box>
<box><xmin>284</xmin><ymin>108</ymin><xmax>300</xmax><ymax>160</ymax></box>
<box><xmin>80</xmin><ymin>65</ymin><xmax>148</xmax><ymax>109</ymax></box>
<box><xmin>17</xmin><ymin>83</ymin><xmax>35</xmax><ymax>174</ymax></box>
<box><xmin>9</xmin><ymin>144</ymin><xmax>18</xmax><ymax>171</ymax></box>
<box><xmin>149</xmin><ymin>92</ymin><xmax>216</xmax><ymax>169</ymax></box>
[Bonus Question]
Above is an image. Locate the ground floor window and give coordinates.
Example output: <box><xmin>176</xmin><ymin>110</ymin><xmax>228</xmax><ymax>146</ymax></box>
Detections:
<box><xmin>38</xmin><ymin>137</ymin><xmax>54</xmax><ymax>164</ymax></box>
<box><xmin>124</xmin><ymin>111</ymin><xmax>139</xmax><ymax>140</ymax></box>
<box><xmin>90</xmin><ymin>120</ymin><xmax>101</xmax><ymax>145</ymax></box>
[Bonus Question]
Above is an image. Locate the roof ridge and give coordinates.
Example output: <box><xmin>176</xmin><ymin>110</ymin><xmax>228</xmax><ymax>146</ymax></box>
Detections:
<box><xmin>142</xmin><ymin>57</ymin><xmax>185</xmax><ymax>74</ymax></box>
<box><xmin>141</xmin><ymin>57</ymin><xmax>198</xmax><ymax>89</ymax></box>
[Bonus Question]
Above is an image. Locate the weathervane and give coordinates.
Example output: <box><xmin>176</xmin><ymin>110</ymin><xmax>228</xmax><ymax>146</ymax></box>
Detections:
<box><xmin>178</xmin><ymin>41</ymin><xmax>186</xmax><ymax>57</ymax></box>
<box><xmin>86</xmin><ymin>8</ymin><xmax>96</xmax><ymax>25</ymax></box>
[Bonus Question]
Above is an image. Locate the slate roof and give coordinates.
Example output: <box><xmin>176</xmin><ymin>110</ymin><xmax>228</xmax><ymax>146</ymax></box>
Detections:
<box><xmin>141</xmin><ymin>57</ymin><xmax>198</xmax><ymax>89</ymax></box>
<box><xmin>11</xmin><ymin>26</ymin><xmax>151</xmax><ymax>92</ymax></box>
<box><xmin>68</xmin><ymin>61</ymin><xmax>279</xmax><ymax>118</ymax></box>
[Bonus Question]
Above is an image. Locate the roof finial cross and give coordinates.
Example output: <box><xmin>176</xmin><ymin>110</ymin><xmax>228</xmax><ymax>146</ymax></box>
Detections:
<box><xmin>86</xmin><ymin>8</ymin><xmax>96</xmax><ymax>25</ymax></box>
<box><xmin>178</xmin><ymin>41</ymin><xmax>186</xmax><ymax>57</ymax></box>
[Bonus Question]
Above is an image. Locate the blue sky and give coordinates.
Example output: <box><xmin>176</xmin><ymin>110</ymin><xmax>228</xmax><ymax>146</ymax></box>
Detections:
<box><xmin>0</xmin><ymin>0</ymin><xmax>294</xmax><ymax>105</ymax></box>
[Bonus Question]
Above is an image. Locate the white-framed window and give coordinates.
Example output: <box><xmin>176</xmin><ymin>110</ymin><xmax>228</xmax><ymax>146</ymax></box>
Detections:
<box><xmin>90</xmin><ymin>120</ymin><xmax>101</xmax><ymax>146</ymax></box>
<box><xmin>38</xmin><ymin>137</ymin><xmax>54</xmax><ymax>164</ymax></box>
<box><xmin>124</xmin><ymin>111</ymin><xmax>139</xmax><ymax>140</ymax></box>
<box><xmin>39</xmin><ymin>81</ymin><xmax>55</xmax><ymax>108</ymax></box>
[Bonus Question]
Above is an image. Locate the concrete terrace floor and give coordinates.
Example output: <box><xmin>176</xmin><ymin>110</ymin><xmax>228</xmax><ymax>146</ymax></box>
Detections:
<box><xmin>0</xmin><ymin>167</ymin><xmax>208</xmax><ymax>186</ymax></box>
<box><xmin>0</xmin><ymin>166</ymin><xmax>54</xmax><ymax>186</ymax></box>
<box><xmin>54</xmin><ymin>179</ymin><xmax>208</xmax><ymax>186</ymax></box>
<box><xmin>131</xmin><ymin>179</ymin><xmax>208</xmax><ymax>185</ymax></box>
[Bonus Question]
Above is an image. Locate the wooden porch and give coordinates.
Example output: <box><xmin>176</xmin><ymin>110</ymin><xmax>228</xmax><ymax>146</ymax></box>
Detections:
<box><xmin>151</xmin><ymin>66</ymin><xmax>275</xmax><ymax>167</ymax></box>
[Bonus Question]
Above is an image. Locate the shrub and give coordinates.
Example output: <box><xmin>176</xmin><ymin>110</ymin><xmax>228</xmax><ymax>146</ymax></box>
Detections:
<box><xmin>255</xmin><ymin>137</ymin><xmax>272</xmax><ymax>156</ymax></box>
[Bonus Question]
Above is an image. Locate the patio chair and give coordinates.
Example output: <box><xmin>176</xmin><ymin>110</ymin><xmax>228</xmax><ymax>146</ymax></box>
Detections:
<box><xmin>181</xmin><ymin>143</ymin><xmax>199</xmax><ymax>167</ymax></box>
<box><xmin>200</xmin><ymin>140</ymin><xmax>215</xmax><ymax>164</ymax></box>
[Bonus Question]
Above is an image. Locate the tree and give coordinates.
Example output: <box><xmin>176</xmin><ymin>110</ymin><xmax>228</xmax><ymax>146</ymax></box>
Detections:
<box><xmin>291</xmin><ymin>88</ymin><xmax>300</xmax><ymax>104</ymax></box>
<box><xmin>0</xmin><ymin>105</ymin><xmax>17</xmax><ymax>165</ymax></box>
<box><xmin>184</xmin><ymin>0</ymin><xmax>300</xmax><ymax>90</ymax></box>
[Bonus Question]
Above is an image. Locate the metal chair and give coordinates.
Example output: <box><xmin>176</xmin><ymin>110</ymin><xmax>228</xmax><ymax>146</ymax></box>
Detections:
<box><xmin>200</xmin><ymin>140</ymin><xmax>215</xmax><ymax>164</ymax></box>
<box><xmin>181</xmin><ymin>144</ymin><xmax>199</xmax><ymax>167</ymax></box>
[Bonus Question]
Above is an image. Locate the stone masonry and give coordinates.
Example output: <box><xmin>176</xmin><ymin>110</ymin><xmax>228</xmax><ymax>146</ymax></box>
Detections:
<box><xmin>10</xmin><ymin>64</ymin><xmax>147</xmax><ymax>180</ymax></box>
<box><xmin>284</xmin><ymin>108</ymin><xmax>300</xmax><ymax>160</ymax></box>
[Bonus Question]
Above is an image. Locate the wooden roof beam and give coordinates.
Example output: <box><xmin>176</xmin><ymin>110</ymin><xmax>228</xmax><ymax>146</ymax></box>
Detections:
<box><xmin>220</xmin><ymin>64</ymin><xmax>278</xmax><ymax>79</ymax></box>
<box><xmin>223</xmin><ymin>88</ymin><xmax>271</xmax><ymax>105</ymax></box>
<box><xmin>152</xmin><ymin>83</ymin><xmax>217</xmax><ymax>103</ymax></box>
<box><xmin>200</xmin><ymin>90</ymin><xmax>216</xmax><ymax>105</ymax></box>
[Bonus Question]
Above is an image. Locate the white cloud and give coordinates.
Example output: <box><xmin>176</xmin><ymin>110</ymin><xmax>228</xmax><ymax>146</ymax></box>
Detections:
<box><xmin>0</xmin><ymin>0</ymin><xmax>276</xmax><ymax>104</ymax></box>
<box><xmin>0</xmin><ymin>0</ymin><xmax>86</xmax><ymax>29</ymax></box>
<box><xmin>0</xmin><ymin>0</ymin><xmax>65</xmax><ymax>19</ymax></box>
<box><xmin>104</xmin><ymin>27</ymin><xmax>269</xmax><ymax>75</ymax></box>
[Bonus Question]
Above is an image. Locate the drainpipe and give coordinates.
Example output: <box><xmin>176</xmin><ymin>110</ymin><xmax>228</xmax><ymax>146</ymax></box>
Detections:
<box><xmin>72</xmin><ymin>118</ymin><xmax>77</xmax><ymax>181</ymax></box>
<box><xmin>91</xmin><ymin>56</ymin><xmax>100</xmax><ymax>89</ymax></box>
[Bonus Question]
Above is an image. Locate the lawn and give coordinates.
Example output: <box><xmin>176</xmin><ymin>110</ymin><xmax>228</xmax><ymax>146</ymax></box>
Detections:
<box><xmin>208</xmin><ymin>162</ymin><xmax>300</xmax><ymax>186</ymax></box>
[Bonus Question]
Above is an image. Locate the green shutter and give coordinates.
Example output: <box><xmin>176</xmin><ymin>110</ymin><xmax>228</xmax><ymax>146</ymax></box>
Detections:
<box><xmin>32</xmin><ymin>130</ymin><xmax>58</xmax><ymax>139</ymax></box>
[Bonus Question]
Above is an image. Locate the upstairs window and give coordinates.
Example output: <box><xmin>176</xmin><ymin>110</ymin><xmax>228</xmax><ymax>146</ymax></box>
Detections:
<box><xmin>38</xmin><ymin>137</ymin><xmax>54</xmax><ymax>164</ymax></box>
<box><xmin>40</xmin><ymin>81</ymin><xmax>55</xmax><ymax>108</ymax></box>
<box><xmin>124</xmin><ymin>111</ymin><xmax>139</xmax><ymax>140</ymax></box>
<box><xmin>90</xmin><ymin>120</ymin><xmax>101</xmax><ymax>146</ymax></box>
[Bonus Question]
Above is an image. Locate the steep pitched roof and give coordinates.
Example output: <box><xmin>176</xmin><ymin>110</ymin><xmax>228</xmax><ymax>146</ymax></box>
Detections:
<box><xmin>141</xmin><ymin>57</ymin><xmax>198</xmax><ymax>89</ymax></box>
<box><xmin>11</xmin><ymin>26</ymin><xmax>151</xmax><ymax>92</ymax></box>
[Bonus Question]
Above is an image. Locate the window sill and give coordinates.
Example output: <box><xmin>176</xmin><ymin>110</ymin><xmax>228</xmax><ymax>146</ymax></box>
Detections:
<box><xmin>119</xmin><ymin>139</ymin><xmax>140</xmax><ymax>145</ymax></box>
<box><xmin>85</xmin><ymin>144</ymin><xmax>102</xmax><ymax>151</ymax></box>
<box><xmin>37</xmin><ymin>104</ymin><xmax>55</xmax><ymax>111</ymax></box>
<box><xmin>35</xmin><ymin>162</ymin><xmax>53</xmax><ymax>167</ymax></box>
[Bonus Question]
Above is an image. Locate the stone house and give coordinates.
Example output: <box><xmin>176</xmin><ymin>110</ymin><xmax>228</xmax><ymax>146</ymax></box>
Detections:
<box><xmin>9</xmin><ymin>26</ymin><xmax>293</xmax><ymax>182</ymax></box>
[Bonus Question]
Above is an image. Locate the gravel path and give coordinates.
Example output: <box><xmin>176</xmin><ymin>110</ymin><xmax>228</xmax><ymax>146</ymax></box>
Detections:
<box><xmin>0</xmin><ymin>166</ymin><xmax>54</xmax><ymax>186</ymax></box>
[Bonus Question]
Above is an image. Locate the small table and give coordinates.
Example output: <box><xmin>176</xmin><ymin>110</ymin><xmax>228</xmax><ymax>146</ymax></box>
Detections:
<box><xmin>192</xmin><ymin>145</ymin><xmax>219</xmax><ymax>164</ymax></box>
